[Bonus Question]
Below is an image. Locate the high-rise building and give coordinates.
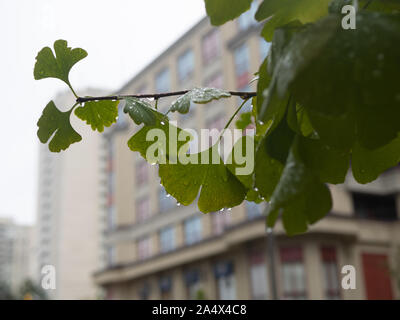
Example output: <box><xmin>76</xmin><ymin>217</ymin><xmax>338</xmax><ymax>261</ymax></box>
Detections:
<box><xmin>93</xmin><ymin>13</ymin><xmax>400</xmax><ymax>300</ymax></box>
<box><xmin>36</xmin><ymin>89</ymin><xmax>108</xmax><ymax>299</ymax></box>
<box><xmin>0</xmin><ymin>218</ymin><xmax>35</xmax><ymax>294</ymax></box>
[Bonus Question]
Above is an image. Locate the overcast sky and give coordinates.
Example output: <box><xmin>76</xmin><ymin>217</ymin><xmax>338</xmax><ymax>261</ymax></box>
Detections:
<box><xmin>0</xmin><ymin>0</ymin><xmax>206</xmax><ymax>225</ymax></box>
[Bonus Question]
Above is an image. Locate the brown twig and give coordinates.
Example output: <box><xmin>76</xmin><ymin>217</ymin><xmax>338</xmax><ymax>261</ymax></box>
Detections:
<box><xmin>76</xmin><ymin>90</ymin><xmax>256</xmax><ymax>103</ymax></box>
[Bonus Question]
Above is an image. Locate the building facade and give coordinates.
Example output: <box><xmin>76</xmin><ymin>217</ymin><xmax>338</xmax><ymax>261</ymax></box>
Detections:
<box><xmin>0</xmin><ymin>218</ymin><xmax>35</xmax><ymax>294</ymax></box>
<box><xmin>36</xmin><ymin>89</ymin><xmax>108</xmax><ymax>299</ymax></box>
<box><xmin>93</xmin><ymin>8</ymin><xmax>400</xmax><ymax>300</ymax></box>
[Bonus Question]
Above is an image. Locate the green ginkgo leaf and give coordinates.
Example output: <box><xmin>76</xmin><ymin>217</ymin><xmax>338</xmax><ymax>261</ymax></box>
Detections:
<box><xmin>205</xmin><ymin>0</ymin><xmax>253</xmax><ymax>26</ymax></box>
<box><xmin>159</xmin><ymin>144</ymin><xmax>247</xmax><ymax>213</ymax></box>
<box><xmin>255</xmin><ymin>0</ymin><xmax>331</xmax><ymax>41</ymax></box>
<box><xmin>74</xmin><ymin>100</ymin><xmax>120</xmax><ymax>132</ymax></box>
<box><xmin>34</xmin><ymin>39</ymin><xmax>87</xmax><ymax>86</ymax></box>
<box><xmin>169</xmin><ymin>88</ymin><xmax>231</xmax><ymax>114</ymax></box>
<box><xmin>37</xmin><ymin>101</ymin><xmax>82</xmax><ymax>152</ymax></box>
<box><xmin>123</xmin><ymin>97</ymin><xmax>157</xmax><ymax>126</ymax></box>
<box><xmin>266</xmin><ymin>137</ymin><xmax>332</xmax><ymax>235</ymax></box>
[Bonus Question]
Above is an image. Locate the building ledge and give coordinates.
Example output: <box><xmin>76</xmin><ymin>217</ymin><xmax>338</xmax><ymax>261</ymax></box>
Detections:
<box><xmin>93</xmin><ymin>214</ymin><xmax>398</xmax><ymax>285</ymax></box>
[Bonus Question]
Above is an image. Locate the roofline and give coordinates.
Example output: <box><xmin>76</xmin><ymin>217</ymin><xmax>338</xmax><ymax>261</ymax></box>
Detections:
<box><xmin>117</xmin><ymin>15</ymin><xmax>209</xmax><ymax>94</ymax></box>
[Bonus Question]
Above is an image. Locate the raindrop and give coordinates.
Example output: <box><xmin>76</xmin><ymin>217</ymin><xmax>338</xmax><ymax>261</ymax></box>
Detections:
<box><xmin>254</xmin><ymin>187</ymin><xmax>259</xmax><ymax>192</ymax></box>
<box><xmin>81</xmin><ymin>102</ymin><xmax>85</xmax><ymax>107</ymax></box>
<box><xmin>258</xmin><ymin>120</ymin><xmax>264</xmax><ymax>125</ymax></box>
<box><xmin>177</xmin><ymin>202</ymin><xmax>181</xmax><ymax>207</ymax></box>
<box><xmin>227</xmin><ymin>208</ymin><xmax>232</xmax><ymax>211</ymax></box>
<box><xmin>150</xmin><ymin>163</ymin><xmax>156</xmax><ymax>166</ymax></box>
<box><xmin>166</xmin><ymin>194</ymin><xmax>171</xmax><ymax>198</ymax></box>
<box><xmin>261</xmin><ymin>197</ymin><xmax>265</xmax><ymax>201</ymax></box>
<box><xmin>95</xmin><ymin>99</ymin><xmax>99</xmax><ymax>102</ymax></box>
<box><xmin>161</xmin><ymin>121</ymin><xmax>165</xmax><ymax>125</ymax></box>
<box><xmin>220</xmin><ymin>208</ymin><xmax>224</xmax><ymax>212</ymax></box>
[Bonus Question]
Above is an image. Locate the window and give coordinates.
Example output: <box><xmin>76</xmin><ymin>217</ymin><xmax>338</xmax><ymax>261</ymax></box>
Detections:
<box><xmin>159</xmin><ymin>187</ymin><xmax>176</xmax><ymax>213</ymax></box>
<box><xmin>260</xmin><ymin>38</ymin><xmax>271</xmax><ymax>61</ymax></box>
<box><xmin>106</xmin><ymin>245</ymin><xmax>116</xmax><ymax>267</ymax></box>
<box><xmin>136</xmin><ymin>197</ymin><xmax>150</xmax><ymax>222</ymax></box>
<box><xmin>246</xmin><ymin>201</ymin><xmax>262</xmax><ymax>219</ymax></box>
<box><xmin>184</xmin><ymin>216</ymin><xmax>202</xmax><ymax>245</ymax></box>
<box><xmin>138</xmin><ymin>282</ymin><xmax>151</xmax><ymax>300</ymax></box>
<box><xmin>184</xmin><ymin>269</ymin><xmax>201</xmax><ymax>299</ymax></box>
<box><xmin>362</xmin><ymin>253</ymin><xmax>393</xmax><ymax>299</ymax></box>
<box><xmin>159</xmin><ymin>276</ymin><xmax>173</xmax><ymax>300</ymax></box>
<box><xmin>136</xmin><ymin>159</ymin><xmax>148</xmax><ymax>185</ymax></box>
<box><xmin>160</xmin><ymin>226</ymin><xmax>176</xmax><ymax>253</ymax></box>
<box><xmin>212</xmin><ymin>211</ymin><xmax>231</xmax><ymax>235</ymax></box>
<box><xmin>178</xmin><ymin>49</ymin><xmax>194</xmax><ymax>82</ymax></box>
<box><xmin>280</xmin><ymin>247</ymin><xmax>307</xmax><ymax>299</ymax></box>
<box><xmin>155</xmin><ymin>68</ymin><xmax>170</xmax><ymax>93</ymax></box>
<box><xmin>204</xmin><ymin>73</ymin><xmax>224</xmax><ymax>89</ymax></box>
<box><xmin>137</xmin><ymin>236</ymin><xmax>152</xmax><ymax>260</ymax></box>
<box><xmin>234</xmin><ymin>43</ymin><xmax>250</xmax><ymax>89</ymax></box>
<box><xmin>352</xmin><ymin>193</ymin><xmax>397</xmax><ymax>221</ymax></box>
<box><xmin>249</xmin><ymin>251</ymin><xmax>269</xmax><ymax>299</ymax></box>
<box><xmin>321</xmin><ymin>247</ymin><xmax>341</xmax><ymax>299</ymax></box>
<box><xmin>238</xmin><ymin>1</ymin><xmax>257</xmax><ymax>31</ymax></box>
<box><xmin>107</xmin><ymin>206</ymin><xmax>116</xmax><ymax>231</ymax></box>
<box><xmin>215</xmin><ymin>262</ymin><xmax>236</xmax><ymax>300</ymax></box>
<box><xmin>202</xmin><ymin>29</ymin><xmax>220</xmax><ymax>64</ymax></box>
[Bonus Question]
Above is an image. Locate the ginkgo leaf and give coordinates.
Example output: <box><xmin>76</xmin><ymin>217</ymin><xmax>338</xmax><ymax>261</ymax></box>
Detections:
<box><xmin>37</xmin><ymin>101</ymin><xmax>82</xmax><ymax>152</ymax></box>
<box><xmin>205</xmin><ymin>0</ymin><xmax>253</xmax><ymax>26</ymax></box>
<box><xmin>254</xmin><ymin>136</ymin><xmax>283</xmax><ymax>201</ymax></box>
<box><xmin>271</xmin><ymin>12</ymin><xmax>400</xmax><ymax>149</ymax></box>
<box><xmin>297</xmin><ymin>136</ymin><xmax>350</xmax><ymax>184</ymax></box>
<box><xmin>34</xmin><ymin>39</ymin><xmax>87</xmax><ymax>85</ymax></box>
<box><xmin>123</xmin><ymin>97</ymin><xmax>157</xmax><ymax>126</ymax></box>
<box><xmin>159</xmin><ymin>144</ymin><xmax>247</xmax><ymax>213</ymax></box>
<box><xmin>129</xmin><ymin>115</ymin><xmax>246</xmax><ymax>213</ymax></box>
<box><xmin>265</xmin><ymin>109</ymin><xmax>295</xmax><ymax>164</ymax></box>
<box><xmin>255</xmin><ymin>0</ymin><xmax>331</xmax><ymax>41</ymax></box>
<box><xmin>127</xmin><ymin>110</ymin><xmax>191</xmax><ymax>163</ymax></box>
<box><xmin>256</xmin><ymin>58</ymin><xmax>271</xmax><ymax>118</ymax></box>
<box><xmin>74</xmin><ymin>100</ymin><xmax>120</xmax><ymax>132</ymax></box>
<box><xmin>352</xmin><ymin>136</ymin><xmax>400</xmax><ymax>184</ymax></box>
<box><xmin>266</xmin><ymin>138</ymin><xmax>332</xmax><ymax>235</ymax></box>
<box><xmin>169</xmin><ymin>88</ymin><xmax>231</xmax><ymax>114</ymax></box>
<box><xmin>235</xmin><ymin>112</ymin><xmax>252</xmax><ymax>130</ymax></box>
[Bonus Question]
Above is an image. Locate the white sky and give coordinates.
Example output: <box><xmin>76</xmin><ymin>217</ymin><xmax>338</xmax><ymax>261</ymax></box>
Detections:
<box><xmin>0</xmin><ymin>0</ymin><xmax>206</xmax><ymax>225</ymax></box>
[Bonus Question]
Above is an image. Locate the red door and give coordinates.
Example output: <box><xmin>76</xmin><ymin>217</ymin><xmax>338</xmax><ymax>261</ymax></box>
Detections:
<box><xmin>362</xmin><ymin>253</ymin><xmax>393</xmax><ymax>300</ymax></box>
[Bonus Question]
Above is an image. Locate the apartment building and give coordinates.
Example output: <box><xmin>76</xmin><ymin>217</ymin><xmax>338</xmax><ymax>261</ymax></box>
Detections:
<box><xmin>36</xmin><ymin>89</ymin><xmax>108</xmax><ymax>299</ymax></box>
<box><xmin>0</xmin><ymin>218</ymin><xmax>35</xmax><ymax>293</ymax></box>
<box><xmin>93</xmin><ymin>6</ymin><xmax>400</xmax><ymax>300</ymax></box>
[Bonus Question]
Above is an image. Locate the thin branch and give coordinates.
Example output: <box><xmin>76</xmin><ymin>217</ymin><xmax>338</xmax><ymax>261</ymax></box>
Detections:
<box><xmin>218</xmin><ymin>98</ymin><xmax>249</xmax><ymax>142</ymax></box>
<box><xmin>76</xmin><ymin>90</ymin><xmax>256</xmax><ymax>104</ymax></box>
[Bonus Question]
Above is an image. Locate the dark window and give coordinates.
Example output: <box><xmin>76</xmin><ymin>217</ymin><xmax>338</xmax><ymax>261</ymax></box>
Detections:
<box><xmin>178</xmin><ymin>49</ymin><xmax>194</xmax><ymax>82</ymax></box>
<box><xmin>202</xmin><ymin>29</ymin><xmax>220</xmax><ymax>64</ymax></box>
<box><xmin>352</xmin><ymin>193</ymin><xmax>397</xmax><ymax>221</ymax></box>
